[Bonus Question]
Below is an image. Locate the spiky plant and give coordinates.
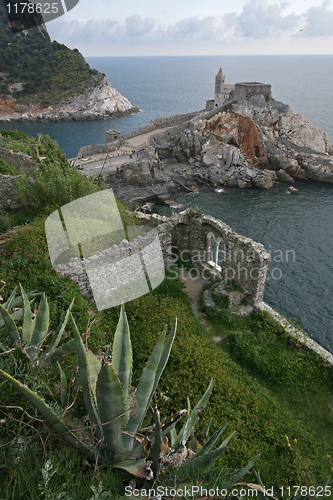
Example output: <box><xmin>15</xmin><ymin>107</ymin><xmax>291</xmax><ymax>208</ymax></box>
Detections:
<box><xmin>0</xmin><ymin>283</ymin><xmax>76</xmax><ymax>364</ymax></box>
<box><xmin>0</xmin><ymin>304</ymin><xmax>261</xmax><ymax>485</ymax></box>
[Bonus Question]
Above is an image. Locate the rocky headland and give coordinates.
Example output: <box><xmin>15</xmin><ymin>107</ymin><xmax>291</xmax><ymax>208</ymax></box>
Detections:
<box><xmin>0</xmin><ymin>76</ymin><xmax>138</xmax><ymax>122</ymax></box>
<box><xmin>100</xmin><ymin>94</ymin><xmax>333</xmax><ymax>208</ymax></box>
<box><xmin>0</xmin><ymin>2</ymin><xmax>138</xmax><ymax>123</ymax></box>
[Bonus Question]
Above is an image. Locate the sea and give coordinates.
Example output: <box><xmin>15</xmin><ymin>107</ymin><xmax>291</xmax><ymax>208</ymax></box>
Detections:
<box><xmin>1</xmin><ymin>55</ymin><xmax>333</xmax><ymax>352</ymax></box>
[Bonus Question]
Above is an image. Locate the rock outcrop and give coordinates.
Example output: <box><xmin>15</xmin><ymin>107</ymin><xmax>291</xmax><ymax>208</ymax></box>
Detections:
<box><xmin>105</xmin><ymin>147</ymin><xmax>175</xmax><ymax>210</ymax></box>
<box><xmin>183</xmin><ymin>96</ymin><xmax>333</xmax><ymax>188</ymax></box>
<box><xmin>0</xmin><ymin>77</ymin><xmax>138</xmax><ymax>122</ymax></box>
<box><xmin>79</xmin><ymin>94</ymin><xmax>333</xmax><ymax>210</ymax></box>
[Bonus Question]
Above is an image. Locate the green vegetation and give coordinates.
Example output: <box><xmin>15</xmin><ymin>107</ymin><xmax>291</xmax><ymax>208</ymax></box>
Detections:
<box><xmin>187</xmin><ymin>206</ymin><xmax>203</xmax><ymax>218</ymax></box>
<box><xmin>0</xmin><ymin>130</ymin><xmax>105</xmax><ymax>215</ymax></box>
<box><xmin>0</xmin><ymin>1</ymin><xmax>103</xmax><ymax>106</ymax></box>
<box><xmin>0</xmin><ymin>131</ymin><xmax>333</xmax><ymax>498</ymax></box>
<box><xmin>0</xmin><ymin>158</ymin><xmax>19</xmax><ymax>176</ymax></box>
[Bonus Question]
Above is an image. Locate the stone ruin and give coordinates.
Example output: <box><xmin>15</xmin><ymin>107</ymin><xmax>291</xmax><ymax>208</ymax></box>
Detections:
<box><xmin>56</xmin><ymin>211</ymin><xmax>269</xmax><ymax>316</ymax></box>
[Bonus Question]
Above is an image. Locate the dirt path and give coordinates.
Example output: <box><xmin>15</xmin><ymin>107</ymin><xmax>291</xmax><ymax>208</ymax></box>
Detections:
<box><xmin>178</xmin><ymin>268</ymin><xmax>210</xmax><ymax>324</ymax></box>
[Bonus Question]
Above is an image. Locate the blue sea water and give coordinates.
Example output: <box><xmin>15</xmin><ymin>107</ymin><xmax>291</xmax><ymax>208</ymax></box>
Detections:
<box><xmin>1</xmin><ymin>55</ymin><xmax>333</xmax><ymax>351</ymax></box>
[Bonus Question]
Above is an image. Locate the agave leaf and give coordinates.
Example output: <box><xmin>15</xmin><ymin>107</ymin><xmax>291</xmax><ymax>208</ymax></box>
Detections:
<box><xmin>3</xmin><ymin>290</ymin><xmax>40</xmax><ymax>310</ymax></box>
<box><xmin>113</xmin><ymin>458</ymin><xmax>153</xmax><ymax>479</ymax></box>
<box><xmin>70</xmin><ymin>313</ymin><xmax>100</xmax><ymax>427</ymax></box>
<box><xmin>203</xmin><ymin>417</ymin><xmax>212</xmax><ymax>438</ymax></box>
<box><xmin>186</xmin><ymin>422</ymin><xmax>230</xmax><ymax>463</ymax></box>
<box><xmin>96</xmin><ymin>362</ymin><xmax>126</xmax><ymax>460</ymax></box>
<box><xmin>149</xmin><ymin>319</ymin><xmax>177</xmax><ymax>407</ymax></box>
<box><xmin>57</xmin><ymin>362</ymin><xmax>67</xmax><ymax>409</ymax></box>
<box><xmin>0</xmin><ymin>369</ymin><xmax>97</xmax><ymax>461</ymax></box>
<box><xmin>172</xmin><ymin>378</ymin><xmax>213</xmax><ymax>452</ymax></box>
<box><xmin>42</xmin><ymin>298</ymin><xmax>74</xmax><ymax>361</ymax></box>
<box><xmin>125</xmin><ymin>321</ymin><xmax>177</xmax><ymax>448</ymax></box>
<box><xmin>147</xmin><ymin>409</ymin><xmax>187</xmax><ymax>444</ymax></box>
<box><xmin>187</xmin><ymin>395</ymin><xmax>191</xmax><ymax>419</ymax></box>
<box><xmin>122</xmin><ymin>431</ymin><xmax>151</xmax><ymax>454</ymax></box>
<box><xmin>150</xmin><ymin>405</ymin><xmax>161</xmax><ymax>479</ymax></box>
<box><xmin>180</xmin><ymin>435</ymin><xmax>234</xmax><ymax>475</ymax></box>
<box><xmin>231</xmin><ymin>452</ymin><xmax>261</xmax><ymax>484</ymax></box>
<box><xmin>124</xmin><ymin>325</ymin><xmax>168</xmax><ymax>448</ymax></box>
<box><xmin>0</xmin><ymin>297</ymin><xmax>37</xmax><ymax>330</ymax></box>
<box><xmin>0</xmin><ymin>303</ymin><xmax>19</xmax><ymax>342</ymax></box>
<box><xmin>2</xmin><ymin>286</ymin><xmax>17</xmax><ymax>312</ymax></box>
<box><xmin>170</xmin><ymin>427</ymin><xmax>177</xmax><ymax>448</ymax></box>
<box><xmin>86</xmin><ymin>350</ymin><xmax>101</xmax><ymax>415</ymax></box>
<box><xmin>28</xmin><ymin>293</ymin><xmax>49</xmax><ymax>347</ymax></box>
<box><xmin>45</xmin><ymin>339</ymin><xmax>76</xmax><ymax>364</ymax></box>
<box><xmin>111</xmin><ymin>304</ymin><xmax>132</xmax><ymax>426</ymax></box>
<box><xmin>19</xmin><ymin>284</ymin><xmax>32</xmax><ymax>344</ymax></box>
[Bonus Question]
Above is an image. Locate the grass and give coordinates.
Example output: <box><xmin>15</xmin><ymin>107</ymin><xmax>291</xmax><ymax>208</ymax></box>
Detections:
<box><xmin>200</xmin><ymin>292</ymin><xmax>333</xmax><ymax>487</ymax></box>
<box><xmin>1</xmin><ymin>231</ymin><xmax>333</xmax><ymax>495</ymax></box>
<box><xmin>1</xmin><ymin>132</ymin><xmax>333</xmax><ymax>496</ymax></box>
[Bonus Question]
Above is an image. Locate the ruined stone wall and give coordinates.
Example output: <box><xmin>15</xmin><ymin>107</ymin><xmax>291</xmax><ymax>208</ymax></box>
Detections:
<box><xmin>122</xmin><ymin>112</ymin><xmax>199</xmax><ymax>141</ymax></box>
<box><xmin>56</xmin><ymin>211</ymin><xmax>268</xmax><ymax>307</ymax></box>
<box><xmin>77</xmin><ymin>141</ymin><xmax>122</xmax><ymax>159</ymax></box>
<box><xmin>232</xmin><ymin>83</ymin><xmax>272</xmax><ymax>103</ymax></box>
<box><xmin>166</xmin><ymin>213</ymin><xmax>269</xmax><ymax>306</ymax></box>
<box><xmin>0</xmin><ymin>174</ymin><xmax>23</xmax><ymax>210</ymax></box>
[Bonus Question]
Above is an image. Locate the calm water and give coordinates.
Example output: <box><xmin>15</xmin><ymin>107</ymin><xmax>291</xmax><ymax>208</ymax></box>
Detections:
<box><xmin>1</xmin><ymin>55</ymin><xmax>333</xmax><ymax>351</ymax></box>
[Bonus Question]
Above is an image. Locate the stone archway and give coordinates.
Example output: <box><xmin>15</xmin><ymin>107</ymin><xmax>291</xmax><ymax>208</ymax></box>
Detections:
<box><xmin>206</xmin><ymin>232</ymin><xmax>223</xmax><ymax>272</ymax></box>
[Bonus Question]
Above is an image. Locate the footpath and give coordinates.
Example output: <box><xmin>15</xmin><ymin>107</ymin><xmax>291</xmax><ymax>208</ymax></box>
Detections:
<box><xmin>72</xmin><ymin>126</ymin><xmax>171</xmax><ymax>178</ymax></box>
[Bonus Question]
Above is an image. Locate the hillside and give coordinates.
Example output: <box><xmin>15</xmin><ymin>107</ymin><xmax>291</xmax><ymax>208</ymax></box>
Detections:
<box><xmin>0</xmin><ymin>1</ymin><xmax>138</xmax><ymax>121</ymax></box>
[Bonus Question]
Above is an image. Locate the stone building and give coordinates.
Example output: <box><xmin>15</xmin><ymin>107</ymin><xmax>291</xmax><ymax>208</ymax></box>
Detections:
<box><xmin>206</xmin><ymin>67</ymin><xmax>235</xmax><ymax>110</ymax></box>
<box><xmin>231</xmin><ymin>82</ymin><xmax>272</xmax><ymax>102</ymax></box>
<box><xmin>105</xmin><ymin>129</ymin><xmax>123</xmax><ymax>144</ymax></box>
<box><xmin>206</xmin><ymin>68</ymin><xmax>272</xmax><ymax>110</ymax></box>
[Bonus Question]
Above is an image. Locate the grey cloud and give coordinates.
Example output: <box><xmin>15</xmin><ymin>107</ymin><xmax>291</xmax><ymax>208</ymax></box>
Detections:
<box><xmin>51</xmin><ymin>2</ymin><xmax>333</xmax><ymax>48</ymax></box>
<box><xmin>166</xmin><ymin>16</ymin><xmax>219</xmax><ymax>41</ymax></box>
<box><xmin>301</xmin><ymin>1</ymin><xmax>333</xmax><ymax>36</ymax></box>
<box><xmin>224</xmin><ymin>0</ymin><xmax>300</xmax><ymax>38</ymax></box>
<box><xmin>53</xmin><ymin>16</ymin><xmax>157</xmax><ymax>45</ymax></box>
<box><xmin>125</xmin><ymin>15</ymin><xmax>156</xmax><ymax>37</ymax></box>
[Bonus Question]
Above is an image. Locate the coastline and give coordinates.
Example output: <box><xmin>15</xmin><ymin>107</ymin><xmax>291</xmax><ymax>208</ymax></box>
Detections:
<box><xmin>0</xmin><ymin>77</ymin><xmax>139</xmax><ymax>123</ymax></box>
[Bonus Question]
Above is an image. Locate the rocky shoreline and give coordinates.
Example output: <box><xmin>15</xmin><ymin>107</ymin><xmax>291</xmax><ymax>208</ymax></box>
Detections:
<box><xmin>102</xmin><ymin>95</ymin><xmax>333</xmax><ymax>209</ymax></box>
<box><xmin>0</xmin><ymin>77</ymin><xmax>138</xmax><ymax>123</ymax></box>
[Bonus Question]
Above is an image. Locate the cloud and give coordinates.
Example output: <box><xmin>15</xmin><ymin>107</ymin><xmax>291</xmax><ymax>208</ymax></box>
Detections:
<box><xmin>53</xmin><ymin>15</ymin><xmax>158</xmax><ymax>44</ymax></box>
<box><xmin>301</xmin><ymin>1</ymin><xmax>333</xmax><ymax>36</ymax></box>
<box><xmin>223</xmin><ymin>0</ymin><xmax>300</xmax><ymax>38</ymax></box>
<box><xmin>50</xmin><ymin>1</ymin><xmax>333</xmax><ymax>50</ymax></box>
<box><xmin>125</xmin><ymin>15</ymin><xmax>156</xmax><ymax>37</ymax></box>
<box><xmin>166</xmin><ymin>16</ymin><xmax>222</xmax><ymax>41</ymax></box>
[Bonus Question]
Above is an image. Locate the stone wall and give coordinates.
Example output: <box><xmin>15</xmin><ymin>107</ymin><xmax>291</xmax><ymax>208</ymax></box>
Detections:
<box><xmin>168</xmin><ymin>213</ymin><xmax>269</xmax><ymax>305</ymax></box>
<box><xmin>122</xmin><ymin>111</ymin><xmax>199</xmax><ymax>141</ymax></box>
<box><xmin>0</xmin><ymin>174</ymin><xmax>23</xmax><ymax>210</ymax></box>
<box><xmin>0</xmin><ymin>147</ymin><xmax>37</xmax><ymax>172</ymax></box>
<box><xmin>77</xmin><ymin>141</ymin><xmax>122</xmax><ymax>159</ymax></box>
<box><xmin>55</xmin><ymin>211</ymin><xmax>268</xmax><ymax>307</ymax></box>
<box><xmin>105</xmin><ymin>130</ymin><xmax>123</xmax><ymax>143</ymax></box>
<box><xmin>232</xmin><ymin>83</ymin><xmax>272</xmax><ymax>102</ymax></box>
<box><xmin>55</xmin><ymin>228</ymin><xmax>166</xmax><ymax>305</ymax></box>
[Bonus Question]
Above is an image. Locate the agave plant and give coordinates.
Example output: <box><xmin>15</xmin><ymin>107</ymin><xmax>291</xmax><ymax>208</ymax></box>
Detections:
<box><xmin>0</xmin><ymin>304</ymin><xmax>260</xmax><ymax>484</ymax></box>
<box><xmin>0</xmin><ymin>283</ymin><xmax>76</xmax><ymax>364</ymax></box>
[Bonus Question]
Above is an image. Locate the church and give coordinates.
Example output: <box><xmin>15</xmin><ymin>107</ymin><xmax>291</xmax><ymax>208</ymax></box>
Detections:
<box><xmin>205</xmin><ymin>67</ymin><xmax>235</xmax><ymax>111</ymax></box>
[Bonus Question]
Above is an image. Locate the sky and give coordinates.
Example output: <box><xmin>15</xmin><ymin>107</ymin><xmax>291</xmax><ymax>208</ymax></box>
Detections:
<box><xmin>47</xmin><ymin>0</ymin><xmax>333</xmax><ymax>56</ymax></box>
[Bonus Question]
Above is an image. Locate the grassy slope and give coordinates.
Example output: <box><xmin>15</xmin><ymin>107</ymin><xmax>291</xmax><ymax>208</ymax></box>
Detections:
<box><xmin>0</xmin><ymin>131</ymin><xmax>333</xmax><ymax>497</ymax></box>
<box><xmin>0</xmin><ymin>2</ymin><xmax>103</xmax><ymax>107</ymax></box>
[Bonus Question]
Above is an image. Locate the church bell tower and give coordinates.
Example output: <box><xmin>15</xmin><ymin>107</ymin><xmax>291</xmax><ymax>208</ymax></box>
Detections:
<box><xmin>215</xmin><ymin>67</ymin><xmax>225</xmax><ymax>100</ymax></box>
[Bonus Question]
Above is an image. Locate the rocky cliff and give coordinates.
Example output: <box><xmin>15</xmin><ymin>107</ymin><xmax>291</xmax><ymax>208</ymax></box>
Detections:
<box><xmin>149</xmin><ymin>95</ymin><xmax>333</xmax><ymax>190</ymax></box>
<box><xmin>0</xmin><ymin>2</ymin><xmax>138</xmax><ymax>122</ymax></box>
<box><xmin>0</xmin><ymin>76</ymin><xmax>138</xmax><ymax>122</ymax></box>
